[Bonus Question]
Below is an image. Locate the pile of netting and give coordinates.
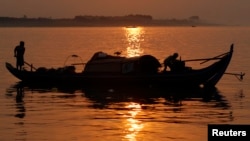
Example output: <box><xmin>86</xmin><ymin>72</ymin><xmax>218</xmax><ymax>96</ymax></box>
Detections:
<box><xmin>35</xmin><ymin>66</ymin><xmax>76</xmax><ymax>75</ymax></box>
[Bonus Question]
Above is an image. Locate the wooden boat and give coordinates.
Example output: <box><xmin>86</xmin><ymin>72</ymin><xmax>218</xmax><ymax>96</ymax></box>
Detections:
<box><xmin>6</xmin><ymin>44</ymin><xmax>234</xmax><ymax>88</ymax></box>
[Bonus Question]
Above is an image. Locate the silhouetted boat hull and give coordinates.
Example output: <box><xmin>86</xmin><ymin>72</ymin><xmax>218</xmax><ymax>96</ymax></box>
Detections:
<box><xmin>6</xmin><ymin>45</ymin><xmax>233</xmax><ymax>88</ymax></box>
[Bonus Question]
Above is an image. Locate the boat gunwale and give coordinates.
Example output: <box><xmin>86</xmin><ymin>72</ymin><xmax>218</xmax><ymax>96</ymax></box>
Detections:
<box><xmin>5</xmin><ymin>45</ymin><xmax>234</xmax><ymax>87</ymax></box>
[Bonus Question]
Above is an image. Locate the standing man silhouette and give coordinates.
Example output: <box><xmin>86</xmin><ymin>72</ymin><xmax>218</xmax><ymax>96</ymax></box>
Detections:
<box><xmin>14</xmin><ymin>41</ymin><xmax>25</xmax><ymax>70</ymax></box>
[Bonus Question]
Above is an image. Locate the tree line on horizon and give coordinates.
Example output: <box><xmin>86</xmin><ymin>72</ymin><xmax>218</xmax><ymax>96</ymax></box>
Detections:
<box><xmin>0</xmin><ymin>14</ymin><xmax>203</xmax><ymax>27</ymax></box>
<box><xmin>0</xmin><ymin>14</ymin><xmax>200</xmax><ymax>21</ymax></box>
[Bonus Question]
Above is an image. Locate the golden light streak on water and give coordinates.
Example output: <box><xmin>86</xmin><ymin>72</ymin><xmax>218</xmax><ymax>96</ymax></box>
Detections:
<box><xmin>124</xmin><ymin>102</ymin><xmax>144</xmax><ymax>141</ymax></box>
<box><xmin>124</xmin><ymin>27</ymin><xmax>145</xmax><ymax>57</ymax></box>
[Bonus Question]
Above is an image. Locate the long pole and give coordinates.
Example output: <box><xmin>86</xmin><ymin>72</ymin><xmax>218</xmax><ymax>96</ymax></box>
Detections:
<box><xmin>224</xmin><ymin>72</ymin><xmax>245</xmax><ymax>81</ymax></box>
<box><xmin>24</xmin><ymin>61</ymin><xmax>37</xmax><ymax>71</ymax></box>
<box><xmin>183</xmin><ymin>57</ymin><xmax>222</xmax><ymax>62</ymax></box>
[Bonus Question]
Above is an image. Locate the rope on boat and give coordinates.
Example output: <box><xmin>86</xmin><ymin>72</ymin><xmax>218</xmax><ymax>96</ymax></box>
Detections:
<box><xmin>183</xmin><ymin>44</ymin><xmax>233</xmax><ymax>64</ymax></box>
<box><xmin>64</xmin><ymin>54</ymin><xmax>84</xmax><ymax>66</ymax></box>
<box><xmin>182</xmin><ymin>51</ymin><xmax>230</xmax><ymax>64</ymax></box>
<box><xmin>200</xmin><ymin>51</ymin><xmax>230</xmax><ymax>64</ymax></box>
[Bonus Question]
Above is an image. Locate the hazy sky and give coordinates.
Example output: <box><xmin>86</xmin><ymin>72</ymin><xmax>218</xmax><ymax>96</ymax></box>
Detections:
<box><xmin>1</xmin><ymin>0</ymin><xmax>250</xmax><ymax>25</ymax></box>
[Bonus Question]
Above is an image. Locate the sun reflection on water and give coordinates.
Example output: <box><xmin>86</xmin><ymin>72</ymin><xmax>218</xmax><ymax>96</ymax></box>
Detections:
<box><xmin>123</xmin><ymin>102</ymin><xmax>144</xmax><ymax>141</ymax></box>
<box><xmin>124</xmin><ymin>27</ymin><xmax>145</xmax><ymax>57</ymax></box>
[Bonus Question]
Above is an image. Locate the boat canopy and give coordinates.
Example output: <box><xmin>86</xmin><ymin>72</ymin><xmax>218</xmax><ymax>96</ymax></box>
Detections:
<box><xmin>84</xmin><ymin>52</ymin><xmax>161</xmax><ymax>74</ymax></box>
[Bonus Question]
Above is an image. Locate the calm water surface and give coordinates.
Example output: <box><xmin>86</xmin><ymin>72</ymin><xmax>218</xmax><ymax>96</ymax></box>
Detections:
<box><xmin>0</xmin><ymin>26</ymin><xmax>250</xmax><ymax>141</ymax></box>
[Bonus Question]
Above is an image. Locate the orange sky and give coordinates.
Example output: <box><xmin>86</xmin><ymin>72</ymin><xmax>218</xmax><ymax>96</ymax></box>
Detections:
<box><xmin>1</xmin><ymin>0</ymin><xmax>250</xmax><ymax>25</ymax></box>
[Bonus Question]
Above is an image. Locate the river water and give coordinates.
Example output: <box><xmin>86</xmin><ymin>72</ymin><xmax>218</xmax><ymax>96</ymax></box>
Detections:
<box><xmin>0</xmin><ymin>26</ymin><xmax>249</xmax><ymax>141</ymax></box>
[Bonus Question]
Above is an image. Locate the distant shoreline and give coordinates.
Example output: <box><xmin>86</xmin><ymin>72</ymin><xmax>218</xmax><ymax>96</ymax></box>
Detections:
<box><xmin>0</xmin><ymin>15</ymin><xmax>220</xmax><ymax>27</ymax></box>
